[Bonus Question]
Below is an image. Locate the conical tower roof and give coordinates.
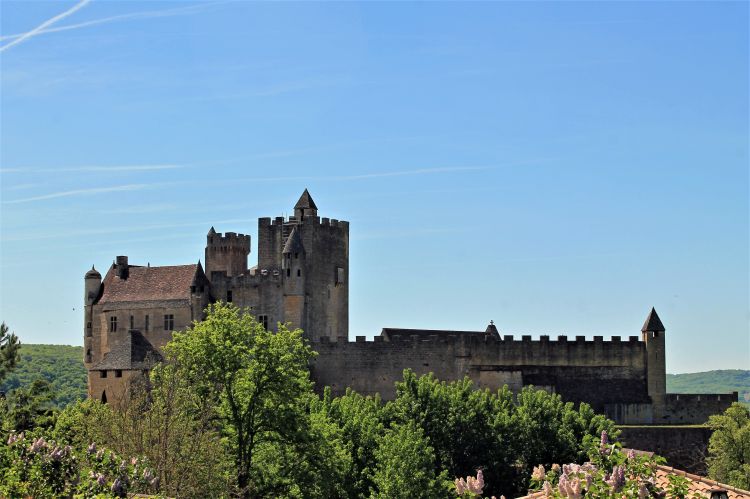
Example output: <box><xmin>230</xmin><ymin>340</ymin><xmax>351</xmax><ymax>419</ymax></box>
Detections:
<box><xmin>294</xmin><ymin>189</ymin><xmax>318</xmax><ymax>210</ymax></box>
<box><xmin>85</xmin><ymin>265</ymin><xmax>101</xmax><ymax>279</ymax></box>
<box><xmin>641</xmin><ymin>307</ymin><xmax>665</xmax><ymax>332</ymax></box>
<box><xmin>282</xmin><ymin>226</ymin><xmax>305</xmax><ymax>254</ymax></box>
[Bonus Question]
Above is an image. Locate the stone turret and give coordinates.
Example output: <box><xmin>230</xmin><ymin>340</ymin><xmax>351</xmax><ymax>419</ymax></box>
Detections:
<box><xmin>205</xmin><ymin>226</ymin><xmax>250</xmax><ymax>278</ymax></box>
<box><xmin>642</xmin><ymin>307</ymin><xmax>666</xmax><ymax>410</ymax></box>
<box><xmin>294</xmin><ymin>188</ymin><xmax>318</xmax><ymax>220</ymax></box>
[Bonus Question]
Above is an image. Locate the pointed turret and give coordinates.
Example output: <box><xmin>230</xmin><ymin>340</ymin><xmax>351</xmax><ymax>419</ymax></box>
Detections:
<box><xmin>208</xmin><ymin>226</ymin><xmax>216</xmax><ymax>236</ymax></box>
<box><xmin>283</xmin><ymin>226</ymin><xmax>305</xmax><ymax>255</ymax></box>
<box><xmin>485</xmin><ymin>320</ymin><xmax>500</xmax><ymax>338</ymax></box>
<box><xmin>641</xmin><ymin>307</ymin><xmax>665</xmax><ymax>332</ymax></box>
<box><xmin>294</xmin><ymin>189</ymin><xmax>318</xmax><ymax>219</ymax></box>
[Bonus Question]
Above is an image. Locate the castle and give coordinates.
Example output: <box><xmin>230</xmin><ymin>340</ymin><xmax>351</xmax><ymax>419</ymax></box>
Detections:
<box><xmin>84</xmin><ymin>190</ymin><xmax>736</xmax><ymax>423</ymax></box>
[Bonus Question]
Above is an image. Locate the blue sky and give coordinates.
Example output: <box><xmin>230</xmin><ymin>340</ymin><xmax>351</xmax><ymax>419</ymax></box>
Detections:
<box><xmin>1</xmin><ymin>1</ymin><xmax>747</xmax><ymax>373</ymax></box>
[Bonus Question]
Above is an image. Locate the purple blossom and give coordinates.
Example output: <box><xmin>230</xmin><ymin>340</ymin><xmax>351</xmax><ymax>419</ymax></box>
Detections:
<box><xmin>87</xmin><ymin>442</ymin><xmax>96</xmax><ymax>454</ymax></box>
<box><xmin>532</xmin><ymin>464</ymin><xmax>546</xmax><ymax>481</ymax></box>
<box><xmin>29</xmin><ymin>436</ymin><xmax>46</xmax><ymax>453</ymax></box>
<box><xmin>606</xmin><ymin>465</ymin><xmax>625</xmax><ymax>491</ymax></box>
<box><xmin>96</xmin><ymin>473</ymin><xmax>106</xmax><ymax>486</ymax></box>
<box><xmin>542</xmin><ymin>481</ymin><xmax>554</xmax><ymax>497</ymax></box>
<box><xmin>111</xmin><ymin>477</ymin><xmax>125</xmax><ymax>495</ymax></box>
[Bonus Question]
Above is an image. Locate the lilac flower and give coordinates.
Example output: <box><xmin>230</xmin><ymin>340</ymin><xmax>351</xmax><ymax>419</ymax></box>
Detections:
<box><xmin>455</xmin><ymin>477</ymin><xmax>466</xmax><ymax>495</ymax></box>
<box><xmin>111</xmin><ymin>477</ymin><xmax>125</xmax><ymax>495</ymax></box>
<box><xmin>48</xmin><ymin>446</ymin><xmax>65</xmax><ymax>461</ymax></box>
<box><xmin>600</xmin><ymin>430</ymin><xmax>608</xmax><ymax>447</ymax></box>
<box><xmin>149</xmin><ymin>476</ymin><xmax>160</xmax><ymax>488</ymax></box>
<box><xmin>606</xmin><ymin>465</ymin><xmax>625</xmax><ymax>491</ymax></box>
<box><xmin>542</xmin><ymin>481</ymin><xmax>554</xmax><ymax>497</ymax></box>
<box><xmin>131</xmin><ymin>456</ymin><xmax>138</xmax><ymax>466</ymax></box>
<box><xmin>627</xmin><ymin>449</ymin><xmax>636</xmax><ymax>460</ymax></box>
<box><xmin>96</xmin><ymin>449</ymin><xmax>105</xmax><ymax>461</ymax></box>
<box><xmin>551</xmin><ymin>464</ymin><xmax>561</xmax><ymax>474</ymax></box>
<box><xmin>97</xmin><ymin>473</ymin><xmax>106</xmax><ymax>486</ymax></box>
<box><xmin>532</xmin><ymin>464</ymin><xmax>546</xmax><ymax>481</ymax></box>
<box><xmin>87</xmin><ymin>442</ymin><xmax>97</xmax><ymax>454</ymax></box>
<box><xmin>119</xmin><ymin>459</ymin><xmax>127</xmax><ymax>473</ymax></box>
<box><xmin>29</xmin><ymin>436</ymin><xmax>46</xmax><ymax>453</ymax></box>
<box><xmin>143</xmin><ymin>468</ymin><xmax>155</xmax><ymax>482</ymax></box>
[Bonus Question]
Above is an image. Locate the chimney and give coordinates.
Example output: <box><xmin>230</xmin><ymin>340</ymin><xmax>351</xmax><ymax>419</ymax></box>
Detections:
<box><xmin>116</xmin><ymin>255</ymin><xmax>129</xmax><ymax>279</ymax></box>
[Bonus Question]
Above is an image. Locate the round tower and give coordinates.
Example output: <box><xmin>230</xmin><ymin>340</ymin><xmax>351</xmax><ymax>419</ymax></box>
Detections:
<box><xmin>84</xmin><ymin>265</ymin><xmax>101</xmax><ymax>305</ymax></box>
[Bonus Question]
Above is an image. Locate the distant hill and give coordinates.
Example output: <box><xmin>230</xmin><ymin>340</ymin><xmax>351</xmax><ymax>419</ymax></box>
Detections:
<box><xmin>667</xmin><ymin>370</ymin><xmax>749</xmax><ymax>408</ymax></box>
<box><xmin>0</xmin><ymin>344</ymin><xmax>87</xmax><ymax>408</ymax></box>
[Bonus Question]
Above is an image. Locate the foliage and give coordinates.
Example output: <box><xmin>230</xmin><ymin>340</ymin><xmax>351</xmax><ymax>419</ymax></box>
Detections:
<box><xmin>167</xmin><ymin>302</ymin><xmax>347</xmax><ymax>497</ymax></box>
<box><xmin>0</xmin><ymin>378</ymin><xmax>56</xmax><ymax>433</ymax></box>
<box><xmin>370</xmin><ymin>421</ymin><xmax>449</xmax><ymax>499</ymax></box>
<box><xmin>0</xmin><ymin>430</ymin><xmax>158</xmax><ymax>498</ymax></box>
<box><xmin>524</xmin><ymin>431</ymin><xmax>703</xmax><ymax>499</ymax></box>
<box><xmin>0</xmin><ymin>343</ymin><xmax>87</xmax><ymax>408</ymax></box>
<box><xmin>667</xmin><ymin>370</ymin><xmax>750</xmax><ymax>408</ymax></box>
<box><xmin>315</xmin><ymin>387</ymin><xmax>385</xmax><ymax>498</ymax></box>
<box><xmin>706</xmin><ymin>402</ymin><xmax>750</xmax><ymax>490</ymax></box>
<box><xmin>52</xmin><ymin>369</ymin><xmax>233</xmax><ymax>498</ymax></box>
<box><xmin>385</xmin><ymin>370</ymin><xmax>615</xmax><ymax>498</ymax></box>
<box><xmin>0</xmin><ymin>322</ymin><xmax>21</xmax><ymax>385</ymax></box>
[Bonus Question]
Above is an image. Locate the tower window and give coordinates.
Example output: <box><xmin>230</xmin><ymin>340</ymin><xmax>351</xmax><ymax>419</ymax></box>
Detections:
<box><xmin>145</xmin><ymin>315</ymin><xmax>149</xmax><ymax>331</ymax></box>
<box><xmin>85</xmin><ymin>349</ymin><xmax>92</xmax><ymax>363</ymax></box>
<box><xmin>286</xmin><ymin>268</ymin><xmax>291</xmax><ymax>277</ymax></box>
<box><xmin>130</xmin><ymin>315</ymin><xmax>134</xmax><ymax>330</ymax></box>
<box><xmin>101</xmin><ymin>391</ymin><xmax>107</xmax><ymax>404</ymax></box>
<box><xmin>297</xmin><ymin>269</ymin><xmax>301</xmax><ymax>277</ymax></box>
<box><xmin>295</xmin><ymin>253</ymin><xmax>298</xmax><ymax>259</ymax></box>
<box><xmin>109</xmin><ymin>316</ymin><xmax>117</xmax><ymax>332</ymax></box>
<box><xmin>227</xmin><ymin>290</ymin><xmax>233</xmax><ymax>303</ymax></box>
<box><xmin>164</xmin><ymin>314</ymin><xmax>174</xmax><ymax>331</ymax></box>
<box><xmin>100</xmin><ymin>370</ymin><xmax>107</xmax><ymax>378</ymax></box>
<box><xmin>115</xmin><ymin>370</ymin><xmax>122</xmax><ymax>378</ymax></box>
<box><xmin>86</xmin><ymin>322</ymin><xmax>92</xmax><ymax>337</ymax></box>
<box><xmin>258</xmin><ymin>315</ymin><xmax>268</xmax><ymax>330</ymax></box>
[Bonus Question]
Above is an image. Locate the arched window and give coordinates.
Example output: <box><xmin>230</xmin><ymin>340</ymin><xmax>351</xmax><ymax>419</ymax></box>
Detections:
<box><xmin>101</xmin><ymin>391</ymin><xmax>107</xmax><ymax>404</ymax></box>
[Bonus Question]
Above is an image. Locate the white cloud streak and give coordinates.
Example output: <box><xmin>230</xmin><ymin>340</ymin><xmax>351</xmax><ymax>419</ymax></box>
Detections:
<box><xmin>0</xmin><ymin>0</ymin><xmax>92</xmax><ymax>53</ymax></box>
<box><xmin>3</xmin><ymin>184</ymin><xmax>151</xmax><ymax>204</ymax></box>
<box><xmin>1</xmin><ymin>164</ymin><xmax>185</xmax><ymax>173</ymax></box>
<box><xmin>0</xmin><ymin>2</ymin><xmax>225</xmax><ymax>42</ymax></box>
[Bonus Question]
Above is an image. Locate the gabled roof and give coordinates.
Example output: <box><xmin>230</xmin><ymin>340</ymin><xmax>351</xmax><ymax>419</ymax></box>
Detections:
<box><xmin>97</xmin><ymin>263</ymin><xmax>199</xmax><ymax>304</ymax></box>
<box><xmin>282</xmin><ymin>226</ymin><xmax>305</xmax><ymax>254</ymax></box>
<box><xmin>294</xmin><ymin>189</ymin><xmax>318</xmax><ymax>210</ymax></box>
<box><xmin>642</xmin><ymin>307</ymin><xmax>665</xmax><ymax>332</ymax></box>
<box><xmin>91</xmin><ymin>330</ymin><xmax>163</xmax><ymax>371</ymax></box>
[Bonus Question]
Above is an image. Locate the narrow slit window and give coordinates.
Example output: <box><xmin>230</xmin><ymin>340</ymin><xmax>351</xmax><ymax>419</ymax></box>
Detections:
<box><xmin>130</xmin><ymin>315</ymin><xmax>134</xmax><ymax>330</ymax></box>
<box><xmin>227</xmin><ymin>290</ymin><xmax>233</xmax><ymax>303</ymax></box>
<box><xmin>109</xmin><ymin>316</ymin><xmax>117</xmax><ymax>332</ymax></box>
<box><xmin>145</xmin><ymin>315</ymin><xmax>149</xmax><ymax>331</ymax></box>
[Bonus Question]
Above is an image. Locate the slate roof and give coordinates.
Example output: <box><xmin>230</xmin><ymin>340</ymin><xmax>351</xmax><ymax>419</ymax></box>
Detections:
<box><xmin>642</xmin><ymin>307</ymin><xmax>666</xmax><ymax>332</ymax></box>
<box><xmin>294</xmin><ymin>189</ymin><xmax>318</xmax><ymax>210</ymax></box>
<box><xmin>91</xmin><ymin>330</ymin><xmax>163</xmax><ymax>371</ymax></box>
<box><xmin>85</xmin><ymin>265</ymin><xmax>101</xmax><ymax>279</ymax></box>
<box><xmin>97</xmin><ymin>264</ymin><xmax>198</xmax><ymax>304</ymax></box>
<box><xmin>283</xmin><ymin>226</ymin><xmax>305</xmax><ymax>254</ymax></box>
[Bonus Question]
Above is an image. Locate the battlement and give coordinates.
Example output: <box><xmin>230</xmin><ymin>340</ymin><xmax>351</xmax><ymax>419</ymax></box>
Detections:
<box><xmin>312</xmin><ymin>333</ymin><xmax>643</xmax><ymax>346</ymax></box>
<box><xmin>665</xmin><ymin>392</ymin><xmax>738</xmax><ymax>403</ymax></box>
<box><xmin>207</xmin><ymin>231</ymin><xmax>250</xmax><ymax>245</ymax></box>
<box><xmin>258</xmin><ymin>215</ymin><xmax>349</xmax><ymax>230</ymax></box>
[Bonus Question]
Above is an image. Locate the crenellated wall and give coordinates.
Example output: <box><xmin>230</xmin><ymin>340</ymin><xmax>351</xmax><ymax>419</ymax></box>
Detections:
<box><xmin>310</xmin><ymin>334</ymin><xmax>651</xmax><ymax>416</ymax></box>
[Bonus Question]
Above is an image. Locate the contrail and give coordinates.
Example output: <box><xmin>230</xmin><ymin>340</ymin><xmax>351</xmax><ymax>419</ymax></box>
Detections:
<box><xmin>0</xmin><ymin>2</ymin><xmax>227</xmax><ymax>42</ymax></box>
<box><xmin>0</xmin><ymin>0</ymin><xmax>92</xmax><ymax>53</ymax></box>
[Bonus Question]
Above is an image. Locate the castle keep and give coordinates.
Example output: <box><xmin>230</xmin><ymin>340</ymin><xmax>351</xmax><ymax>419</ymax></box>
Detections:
<box><xmin>84</xmin><ymin>190</ymin><xmax>736</xmax><ymax>423</ymax></box>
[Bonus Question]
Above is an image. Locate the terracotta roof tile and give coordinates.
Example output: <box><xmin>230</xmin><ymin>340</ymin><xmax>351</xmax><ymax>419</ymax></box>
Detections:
<box><xmin>97</xmin><ymin>264</ymin><xmax>198</xmax><ymax>304</ymax></box>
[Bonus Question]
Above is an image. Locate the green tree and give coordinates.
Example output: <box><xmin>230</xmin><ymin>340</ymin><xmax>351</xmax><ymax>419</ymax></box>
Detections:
<box><xmin>370</xmin><ymin>421</ymin><xmax>448</xmax><ymax>499</ymax></box>
<box><xmin>167</xmin><ymin>302</ymin><xmax>335</xmax><ymax>497</ymax></box>
<box><xmin>707</xmin><ymin>402</ymin><xmax>750</xmax><ymax>489</ymax></box>
<box><xmin>0</xmin><ymin>322</ymin><xmax>21</xmax><ymax>384</ymax></box>
<box><xmin>316</xmin><ymin>387</ymin><xmax>386</xmax><ymax>498</ymax></box>
<box><xmin>0</xmin><ymin>378</ymin><xmax>56</xmax><ymax>432</ymax></box>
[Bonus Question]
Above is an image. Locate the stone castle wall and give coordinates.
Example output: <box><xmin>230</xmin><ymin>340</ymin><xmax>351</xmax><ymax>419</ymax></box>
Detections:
<box><xmin>310</xmin><ymin>334</ymin><xmax>651</xmax><ymax>414</ymax></box>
